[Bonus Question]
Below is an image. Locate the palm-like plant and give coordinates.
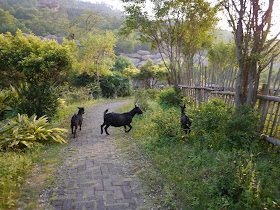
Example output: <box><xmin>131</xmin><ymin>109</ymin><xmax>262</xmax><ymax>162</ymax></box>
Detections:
<box><xmin>0</xmin><ymin>114</ymin><xmax>66</xmax><ymax>150</ymax></box>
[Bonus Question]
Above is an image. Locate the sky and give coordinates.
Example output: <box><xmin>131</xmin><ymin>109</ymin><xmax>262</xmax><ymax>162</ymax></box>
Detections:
<box><xmin>80</xmin><ymin>0</ymin><xmax>280</xmax><ymax>38</ymax></box>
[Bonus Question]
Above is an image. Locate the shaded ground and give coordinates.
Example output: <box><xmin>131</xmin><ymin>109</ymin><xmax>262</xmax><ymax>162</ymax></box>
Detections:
<box><xmin>41</xmin><ymin>100</ymin><xmax>148</xmax><ymax>210</ymax></box>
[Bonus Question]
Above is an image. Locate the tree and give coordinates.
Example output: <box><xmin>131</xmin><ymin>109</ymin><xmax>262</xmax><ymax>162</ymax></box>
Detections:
<box><xmin>80</xmin><ymin>31</ymin><xmax>117</xmax><ymax>84</ymax></box>
<box><xmin>121</xmin><ymin>0</ymin><xmax>218</xmax><ymax>86</ymax></box>
<box><xmin>0</xmin><ymin>8</ymin><xmax>29</xmax><ymax>34</ymax></box>
<box><xmin>220</xmin><ymin>0</ymin><xmax>280</xmax><ymax>107</ymax></box>
<box><xmin>136</xmin><ymin>59</ymin><xmax>169</xmax><ymax>89</ymax></box>
<box><xmin>111</xmin><ymin>55</ymin><xmax>135</xmax><ymax>72</ymax></box>
<box><xmin>0</xmin><ymin>30</ymin><xmax>76</xmax><ymax>118</ymax></box>
<box><xmin>115</xmin><ymin>32</ymin><xmax>136</xmax><ymax>54</ymax></box>
<box><xmin>65</xmin><ymin>10</ymin><xmax>104</xmax><ymax>40</ymax></box>
<box><xmin>207</xmin><ymin>40</ymin><xmax>237</xmax><ymax>70</ymax></box>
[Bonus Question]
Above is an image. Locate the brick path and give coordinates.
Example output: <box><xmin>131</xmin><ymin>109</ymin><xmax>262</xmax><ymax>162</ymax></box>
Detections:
<box><xmin>42</xmin><ymin>100</ymin><xmax>147</xmax><ymax>210</ymax></box>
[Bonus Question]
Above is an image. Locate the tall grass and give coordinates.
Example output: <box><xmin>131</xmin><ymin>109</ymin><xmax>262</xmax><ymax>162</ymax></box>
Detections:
<box><xmin>116</xmin><ymin>97</ymin><xmax>280</xmax><ymax>209</ymax></box>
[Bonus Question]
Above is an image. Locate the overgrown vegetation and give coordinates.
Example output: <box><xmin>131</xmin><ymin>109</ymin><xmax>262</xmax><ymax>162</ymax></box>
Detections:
<box><xmin>0</xmin><ymin>114</ymin><xmax>66</xmax><ymax>150</ymax></box>
<box><xmin>117</xmin><ymin>89</ymin><xmax>280</xmax><ymax>209</ymax></box>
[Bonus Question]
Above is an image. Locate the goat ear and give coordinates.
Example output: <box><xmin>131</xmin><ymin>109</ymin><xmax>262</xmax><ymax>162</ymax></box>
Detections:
<box><xmin>135</xmin><ymin>103</ymin><xmax>138</xmax><ymax>107</ymax></box>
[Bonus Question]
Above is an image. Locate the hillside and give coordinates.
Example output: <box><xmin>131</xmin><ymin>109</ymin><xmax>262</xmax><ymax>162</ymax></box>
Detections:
<box><xmin>0</xmin><ymin>0</ymin><xmax>124</xmax><ymax>36</ymax></box>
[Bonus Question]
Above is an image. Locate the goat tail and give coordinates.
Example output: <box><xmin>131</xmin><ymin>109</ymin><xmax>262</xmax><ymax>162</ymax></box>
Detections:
<box><xmin>104</xmin><ymin>109</ymin><xmax>108</xmax><ymax>117</ymax></box>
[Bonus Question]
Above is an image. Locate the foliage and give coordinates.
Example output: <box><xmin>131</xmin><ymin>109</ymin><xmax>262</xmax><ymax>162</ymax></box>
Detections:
<box><xmin>207</xmin><ymin>40</ymin><xmax>236</xmax><ymax>69</ymax></box>
<box><xmin>150</xmin><ymin>107</ymin><xmax>183</xmax><ymax>147</ymax></box>
<box><xmin>209</xmin><ymin>151</ymin><xmax>261</xmax><ymax>209</ymax></box>
<box><xmin>0</xmin><ymin>114</ymin><xmax>66</xmax><ymax>150</ymax></box>
<box><xmin>120</xmin><ymin>100</ymin><xmax>280</xmax><ymax>209</ymax></box>
<box><xmin>17</xmin><ymin>82</ymin><xmax>60</xmax><ymax>119</ymax></box>
<box><xmin>70</xmin><ymin>71</ymin><xmax>96</xmax><ymax>88</ymax></box>
<box><xmin>136</xmin><ymin>59</ymin><xmax>169</xmax><ymax>89</ymax></box>
<box><xmin>146</xmin><ymin>88</ymin><xmax>161</xmax><ymax>99</ymax></box>
<box><xmin>221</xmin><ymin>0</ymin><xmax>280</xmax><ymax>107</ymax></box>
<box><xmin>0</xmin><ymin>30</ymin><xmax>76</xmax><ymax>87</ymax></box>
<box><xmin>79</xmin><ymin>31</ymin><xmax>117</xmax><ymax>79</ymax></box>
<box><xmin>99</xmin><ymin>72</ymin><xmax>131</xmax><ymax>98</ymax></box>
<box><xmin>0</xmin><ymin>8</ymin><xmax>29</xmax><ymax>34</ymax></box>
<box><xmin>157</xmin><ymin>87</ymin><xmax>182</xmax><ymax>107</ymax></box>
<box><xmin>111</xmin><ymin>55</ymin><xmax>135</xmax><ymax>73</ymax></box>
<box><xmin>121</xmin><ymin>0</ymin><xmax>218</xmax><ymax>85</ymax></box>
<box><xmin>114</xmin><ymin>32</ymin><xmax>136</xmax><ymax>54</ymax></box>
<box><xmin>0</xmin><ymin>151</ymin><xmax>33</xmax><ymax>209</ymax></box>
<box><xmin>0</xmin><ymin>87</ymin><xmax>19</xmax><ymax>120</ymax></box>
<box><xmin>122</xmin><ymin>67</ymin><xmax>140</xmax><ymax>79</ymax></box>
<box><xmin>134</xmin><ymin>88</ymin><xmax>149</xmax><ymax>111</ymax></box>
<box><xmin>0</xmin><ymin>30</ymin><xmax>75</xmax><ymax>118</ymax></box>
<box><xmin>192</xmin><ymin>99</ymin><xmax>261</xmax><ymax>151</ymax></box>
<box><xmin>86</xmin><ymin>82</ymin><xmax>101</xmax><ymax>99</ymax></box>
<box><xmin>0</xmin><ymin>0</ymin><xmax>124</xmax><ymax>37</ymax></box>
<box><xmin>134</xmin><ymin>88</ymin><xmax>160</xmax><ymax>111</ymax></box>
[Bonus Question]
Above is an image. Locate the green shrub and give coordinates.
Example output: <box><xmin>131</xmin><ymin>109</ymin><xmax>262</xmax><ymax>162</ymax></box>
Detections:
<box><xmin>0</xmin><ymin>88</ymin><xmax>20</xmax><ymax>120</ymax></box>
<box><xmin>0</xmin><ymin>152</ymin><xmax>33</xmax><ymax>209</ymax></box>
<box><xmin>100</xmin><ymin>73</ymin><xmax>131</xmax><ymax>98</ymax></box>
<box><xmin>150</xmin><ymin>107</ymin><xmax>183</xmax><ymax>147</ymax></box>
<box><xmin>86</xmin><ymin>82</ymin><xmax>101</xmax><ymax>99</ymax></box>
<box><xmin>192</xmin><ymin>99</ymin><xmax>261</xmax><ymax>151</ymax></box>
<box><xmin>209</xmin><ymin>151</ymin><xmax>261</xmax><ymax>209</ymax></box>
<box><xmin>225</xmin><ymin>105</ymin><xmax>261</xmax><ymax>150</ymax></box>
<box><xmin>146</xmin><ymin>88</ymin><xmax>161</xmax><ymax>99</ymax></box>
<box><xmin>157</xmin><ymin>86</ymin><xmax>182</xmax><ymax>107</ymax></box>
<box><xmin>134</xmin><ymin>88</ymin><xmax>149</xmax><ymax>111</ymax></box>
<box><xmin>0</xmin><ymin>114</ymin><xmax>66</xmax><ymax>150</ymax></box>
<box><xmin>120</xmin><ymin>100</ymin><xmax>280</xmax><ymax>209</ymax></box>
<box><xmin>70</xmin><ymin>72</ymin><xmax>96</xmax><ymax>88</ymax></box>
<box><xmin>16</xmin><ymin>82</ymin><xmax>59</xmax><ymax>119</ymax></box>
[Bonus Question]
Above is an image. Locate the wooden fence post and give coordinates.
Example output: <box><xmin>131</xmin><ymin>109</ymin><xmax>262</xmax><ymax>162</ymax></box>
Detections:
<box><xmin>258</xmin><ymin>84</ymin><xmax>269</xmax><ymax>129</ymax></box>
<box><xmin>197</xmin><ymin>88</ymin><xmax>202</xmax><ymax>107</ymax></box>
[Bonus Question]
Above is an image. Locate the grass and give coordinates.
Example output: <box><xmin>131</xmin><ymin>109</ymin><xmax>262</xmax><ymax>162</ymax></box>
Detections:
<box><xmin>115</xmin><ymin>99</ymin><xmax>280</xmax><ymax>209</ymax></box>
<box><xmin>0</xmin><ymin>96</ymin><xmax>131</xmax><ymax>209</ymax></box>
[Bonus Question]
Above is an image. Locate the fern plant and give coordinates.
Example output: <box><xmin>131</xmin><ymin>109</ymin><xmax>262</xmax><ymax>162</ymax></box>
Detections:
<box><xmin>0</xmin><ymin>114</ymin><xmax>66</xmax><ymax>150</ymax></box>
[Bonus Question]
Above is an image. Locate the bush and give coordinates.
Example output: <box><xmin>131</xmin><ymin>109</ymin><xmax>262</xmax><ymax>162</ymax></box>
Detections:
<box><xmin>86</xmin><ymin>82</ymin><xmax>101</xmax><ymax>99</ymax></box>
<box><xmin>0</xmin><ymin>152</ymin><xmax>33</xmax><ymax>209</ymax></box>
<box><xmin>192</xmin><ymin>99</ymin><xmax>261</xmax><ymax>151</ymax></box>
<box><xmin>70</xmin><ymin>72</ymin><xmax>96</xmax><ymax>88</ymax></box>
<box><xmin>157</xmin><ymin>86</ymin><xmax>182</xmax><ymax>107</ymax></box>
<box><xmin>0</xmin><ymin>114</ymin><xmax>66</xmax><ymax>150</ymax></box>
<box><xmin>100</xmin><ymin>73</ymin><xmax>131</xmax><ymax>98</ymax></box>
<box><xmin>134</xmin><ymin>88</ymin><xmax>149</xmax><ymax>111</ymax></box>
<box><xmin>119</xmin><ymin>100</ymin><xmax>280</xmax><ymax>209</ymax></box>
<box><xmin>17</xmin><ymin>82</ymin><xmax>59</xmax><ymax>119</ymax></box>
<box><xmin>209</xmin><ymin>151</ymin><xmax>261</xmax><ymax>209</ymax></box>
<box><xmin>146</xmin><ymin>88</ymin><xmax>161</xmax><ymax>99</ymax></box>
<box><xmin>0</xmin><ymin>88</ymin><xmax>20</xmax><ymax>120</ymax></box>
<box><xmin>150</xmin><ymin>107</ymin><xmax>184</xmax><ymax>147</ymax></box>
<box><xmin>224</xmin><ymin>105</ymin><xmax>260</xmax><ymax>150</ymax></box>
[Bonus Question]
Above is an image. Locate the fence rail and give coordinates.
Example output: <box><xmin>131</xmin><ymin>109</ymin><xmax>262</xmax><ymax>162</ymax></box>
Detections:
<box><xmin>179</xmin><ymin>84</ymin><xmax>280</xmax><ymax>147</ymax></box>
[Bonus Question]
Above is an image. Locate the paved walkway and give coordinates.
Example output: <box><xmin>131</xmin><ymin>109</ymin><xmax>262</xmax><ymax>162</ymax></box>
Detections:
<box><xmin>42</xmin><ymin>100</ymin><xmax>147</xmax><ymax>210</ymax></box>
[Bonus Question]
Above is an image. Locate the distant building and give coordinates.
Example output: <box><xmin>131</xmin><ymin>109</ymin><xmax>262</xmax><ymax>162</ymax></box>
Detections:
<box><xmin>37</xmin><ymin>0</ymin><xmax>60</xmax><ymax>11</ymax></box>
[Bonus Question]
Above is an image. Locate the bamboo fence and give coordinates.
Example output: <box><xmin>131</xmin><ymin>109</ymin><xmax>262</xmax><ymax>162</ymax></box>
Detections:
<box><xmin>179</xmin><ymin>63</ymin><xmax>280</xmax><ymax>147</ymax></box>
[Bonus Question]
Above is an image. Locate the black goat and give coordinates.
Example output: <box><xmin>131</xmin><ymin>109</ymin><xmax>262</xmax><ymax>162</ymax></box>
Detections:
<box><xmin>180</xmin><ymin>104</ymin><xmax>191</xmax><ymax>134</ymax></box>
<box><xmin>71</xmin><ymin>107</ymin><xmax>85</xmax><ymax>138</ymax></box>
<box><xmin>101</xmin><ymin>104</ymin><xmax>143</xmax><ymax>135</ymax></box>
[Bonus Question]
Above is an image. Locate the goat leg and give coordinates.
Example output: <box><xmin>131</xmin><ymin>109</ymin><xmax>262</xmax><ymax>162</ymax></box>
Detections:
<box><xmin>126</xmin><ymin>124</ymin><xmax>132</xmax><ymax>133</ymax></box>
<box><xmin>104</xmin><ymin>125</ymin><xmax>110</xmax><ymax>135</ymax></box>
<box><xmin>73</xmin><ymin>127</ymin><xmax>77</xmax><ymax>138</ymax></box>
<box><xmin>80</xmin><ymin>123</ymin><xmax>82</xmax><ymax>130</ymax></box>
<box><xmin>124</xmin><ymin>125</ymin><xmax>127</xmax><ymax>132</ymax></box>
<box><xmin>101</xmin><ymin>124</ymin><xmax>104</xmax><ymax>134</ymax></box>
